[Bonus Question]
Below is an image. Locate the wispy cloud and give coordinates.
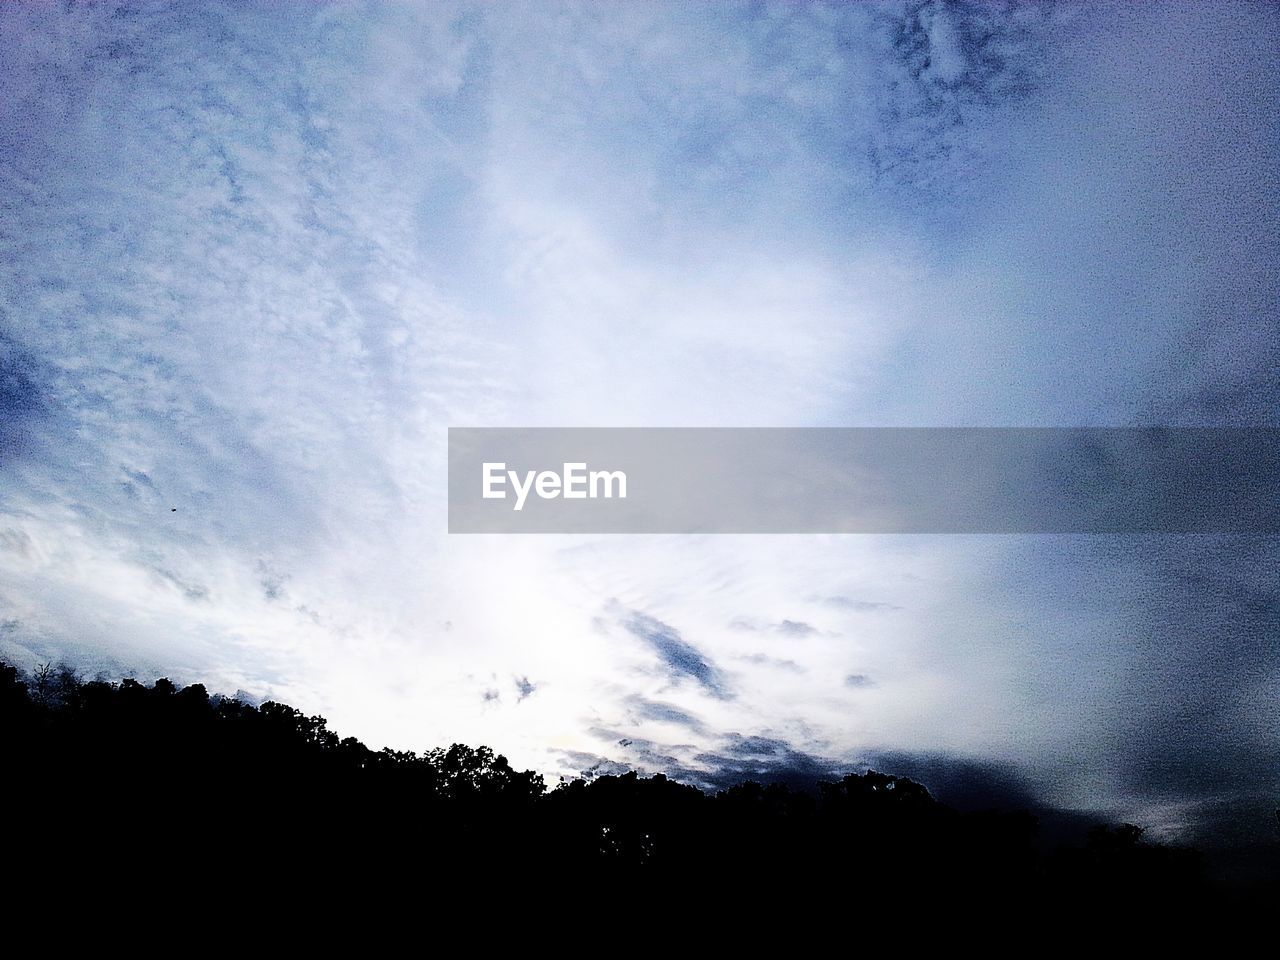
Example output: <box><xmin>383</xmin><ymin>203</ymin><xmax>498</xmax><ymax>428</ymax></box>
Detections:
<box><xmin>616</xmin><ymin>606</ymin><xmax>733</xmax><ymax>701</ymax></box>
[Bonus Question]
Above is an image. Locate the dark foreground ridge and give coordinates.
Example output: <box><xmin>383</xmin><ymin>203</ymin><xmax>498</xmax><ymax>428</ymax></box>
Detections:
<box><xmin>0</xmin><ymin>661</ymin><xmax>1262</xmax><ymax>908</ymax></box>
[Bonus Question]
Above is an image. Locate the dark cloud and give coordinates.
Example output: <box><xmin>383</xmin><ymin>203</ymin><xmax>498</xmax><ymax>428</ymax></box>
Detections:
<box><xmin>861</xmin><ymin>0</ymin><xmax>1067</xmax><ymax>202</ymax></box>
<box><xmin>558</xmin><ymin>740</ymin><xmax>703</xmax><ymax>783</ymax></box>
<box><xmin>867</xmin><ymin>752</ymin><xmax>1043</xmax><ymax>813</ymax></box>
<box><xmin>1098</xmin><ymin>537</ymin><xmax>1279</xmax><ymax>811</ymax></box>
<box><xmin>562</xmin><ymin>731</ymin><xmax>823</xmax><ymax>791</ymax></box>
<box><xmin>691</xmin><ymin>735</ymin><xmax>845</xmax><ymax>792</ymax></box>
<box><xmin>481</xmin><ymin>688</ymin><xmax>500</xmax><ymax>703</ymax></box>
<box><xmin>720</xmin><ymin>734</ymin><xmax>792</xmax><ymax>759</ymax></box>
<box><xmin>843</xmin><ymin>673</ymin><xmax>874</xmax><ymax>688</ymax></box>
<box><xmin>0</xmin><ymin>334</ymin><xmax>51</xmax><ymax>462</ymax></box>
<box><xmin>617</xmin><ymin>607</ymin><xmax>732</xmax><ymax>699</ymax></box>
<box><xmin>514</xmin><ymin>675</ymin><xmax>536</xmax><ymax>701</ymax></box>
<box><xmin>1003</xmin><ymin>534</ymin><xmax>1280</xmax><ymax>861</ymax></box>
<box><xmin>556</xmin><ymin>729</ymin><xmax>1080</xmax><ymax>820</ymax></box>
<box><xmin>624</xmin><ymin>695</ymin><xmax>705</xmax><ymax>732</ymax></box>
<box><xmin>616</xmin><ymin>739</ymin><xmax>685</xmax><ymax>767</ymax></box>
<box><xmin>553</xmin><ymin>729</ymin><xmax>1196</xmax><ymax>853</ymax></box>
<box><xmin>0</xmin><ymin>335</ymin><xmax>45</xmax><ymax>419</ymax></box>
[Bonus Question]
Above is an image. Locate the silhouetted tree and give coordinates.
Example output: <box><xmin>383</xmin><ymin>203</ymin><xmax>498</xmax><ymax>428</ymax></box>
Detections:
<box><xmin>0</xmin><ymin>658</ymin><xmax>1228</xmax><ymax>907</ymax></box>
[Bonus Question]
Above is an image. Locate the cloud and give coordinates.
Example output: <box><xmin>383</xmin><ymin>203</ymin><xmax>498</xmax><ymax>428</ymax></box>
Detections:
<box><xmin>777</xmin><ymin>619</ymin><xmax>817</xmax><ymax>637</ymax></box>
<box><xmin>623</xmin><ymin>695</ymin><xmax>706</xmax><ymax>733</ymax></box>
<box><xmin>228</xmin><ymin>688</ymin><xmax>266</xmax><ymax>709</ymax></box>
<box><xmin>737</xmin><ymin>653</ymin><xmax>804</xmax><ymax>673</ymax></box>
<box><xmin>729</xmin><ymin>617</ymin><xmax>820</xmax><ymax>636</ymax></box>
<box><xmin>0</xmin><ymin>333</ymin><xmax>52</xmax><ymax>462</ymax></box>
<box><xmin>552</xmin><ymin>750</ymin><xmax>634</xmax><ymax>781</ymax></box>
<box><xmin>843</xmin><ymin>674</ymin><xmax>874</xmax><ymax>689</ymax></box>
<box><xmin>690</xmin><ymin>734</ymin><xmax>845</xmax><ymax>792</ymax></box>
<box><xmin>811</xmin><ymin>596</ymin><xmax>901</xmax><ymax>613</ymax></box>
<box><xmin>555</xmin><ymin>730</ymin><xmax>843</xmax><ymax>793</ymax></box>
<box><xmin>616</xmin><ymin>606</ymin><xmax>732</xmax><ymax>700</ymax></box>
<box><xmin>857</xmin><ymin>0</ymin><xmax>1073</xmax><ymax>202</ymax></box>
<box><xmin>867</xmin><ymin>752</ymin><xmax>1048</xmax><ymax>815</ymax></box>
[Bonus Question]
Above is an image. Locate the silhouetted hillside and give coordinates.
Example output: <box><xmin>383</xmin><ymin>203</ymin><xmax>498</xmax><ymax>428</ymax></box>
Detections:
<box><xmin>0</xmin><ymin>661</ymin><xmax>1230</xmax><ymax>907</ymax></box>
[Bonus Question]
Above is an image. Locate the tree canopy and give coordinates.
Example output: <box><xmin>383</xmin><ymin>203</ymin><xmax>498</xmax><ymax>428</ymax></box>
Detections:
<box><xmin>0</xmin><ymin>660</ymin><xmax>1217</xmax><ymax>908</ymax></box>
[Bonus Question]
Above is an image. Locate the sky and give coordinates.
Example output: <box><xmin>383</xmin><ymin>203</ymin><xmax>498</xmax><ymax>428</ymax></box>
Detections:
<box><xmin>1</xmin><ymin>1</ymin><xmax>1277</xmax><ymax>860</ymax></box>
